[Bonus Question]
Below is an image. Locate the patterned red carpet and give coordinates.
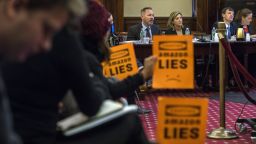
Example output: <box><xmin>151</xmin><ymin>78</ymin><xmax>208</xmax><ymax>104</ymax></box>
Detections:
<box><xmin>137</xmin><ymin>90</ymin><xmax>256</xmax><ymax>144</ymax></box>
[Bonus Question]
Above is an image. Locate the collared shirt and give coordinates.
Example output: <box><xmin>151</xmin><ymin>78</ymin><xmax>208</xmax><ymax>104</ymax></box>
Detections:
<box><xmin>141</xmin><ymin>22</ymin><xmax>152</xmax><ymax>38</ymax></box>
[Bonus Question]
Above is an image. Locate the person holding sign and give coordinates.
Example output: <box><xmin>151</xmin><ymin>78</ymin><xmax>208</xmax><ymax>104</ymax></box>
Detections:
<box><xmin>165</xmin><ymin>11</ymin><xmax>187</xmax><ymax>35</ymax></box>
<box><xmin>80</xmin><ymin>1</ymin><xmax>157</xmax><ymax>101</ymax></box>
<box><xmin>127</xmin><ymin>7</ymin><xmax>161</xmax><ymax>41</ymax></box>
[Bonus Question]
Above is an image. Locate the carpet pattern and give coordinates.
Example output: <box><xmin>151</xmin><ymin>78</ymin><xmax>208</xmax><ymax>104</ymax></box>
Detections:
<box><xmin>137</xmin><ymin>90</ymin><xmax>256</xmax><ymax>144</ymax></box>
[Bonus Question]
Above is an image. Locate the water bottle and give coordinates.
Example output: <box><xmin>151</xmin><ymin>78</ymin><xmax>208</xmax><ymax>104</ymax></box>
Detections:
<box><xmin>185</xmin><ymin>28</ymin><xmax>190</xmax><ymax>35</ymax></box>
<box><xmin>211</xmin><ymin>27</ymin><xmax>216</xmax><ymax>41</ymax></box>
<box><xmin>214</xmin><ymin>33</ymin><xmax>219</xmax><ymax>42</ymax></box>
<box><xmin>245</xmin><ymin>33</ymin><xmax>250</xmax><ymax>41</ymax></box>
<box><xmin>109</xmin><ymin>32</ymin><xmax>119</xmax><ymax>46</ymax></box>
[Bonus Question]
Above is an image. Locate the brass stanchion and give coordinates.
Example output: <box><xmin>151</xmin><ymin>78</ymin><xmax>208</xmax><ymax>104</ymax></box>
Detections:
<box><xmin>207</xmin><ymin>22</ymin><xmax>238</xmax><ymax>139</ymax></box>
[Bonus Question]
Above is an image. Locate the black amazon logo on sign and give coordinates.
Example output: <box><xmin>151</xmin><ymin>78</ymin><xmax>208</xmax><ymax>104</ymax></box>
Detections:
<box><xmin>159</xmin><ymin>41</ymin><xmax>187</xmax><ymax>51</ymax></box>
<box><xmin>165</xmin><ymin>105</ymin><xmax>200</xmax><ymax>117</ymax></box>
<box><xmin>110</xmin><ymin>49</ymin><xmax>130</xmax><ymax>60</ymax></box>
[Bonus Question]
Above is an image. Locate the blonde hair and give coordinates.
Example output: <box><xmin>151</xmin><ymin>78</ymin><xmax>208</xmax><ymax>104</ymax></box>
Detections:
<box><xmin>167</xmin><ymin>11</ymin><xmax>183</xmax><ymax>30</ymax></box>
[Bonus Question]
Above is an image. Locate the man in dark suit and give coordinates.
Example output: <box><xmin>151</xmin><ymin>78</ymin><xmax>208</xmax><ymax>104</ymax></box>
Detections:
<box><xmin>212</xmin><ymin>7</ymin><xmax>239</xmax><ymax>88</ymax></box>
<box><xmin>213</xmin><ymin>7</ymin><xmax>236</xmax><ymax>39</ymax></box>
<box><xmin>127</xmin><ymin>7</ymin><xmax>161</xmax><ymax>41</ymax></box>
<box><xmin>127</xmin><ymin>7</ymin><xmax>160</xmax><ymax>114</ymax></box>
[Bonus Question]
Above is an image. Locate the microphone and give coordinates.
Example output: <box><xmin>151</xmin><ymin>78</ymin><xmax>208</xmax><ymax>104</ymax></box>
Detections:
<box><xmin>196</xmin><ymin>21</ymin><xmax>203</xmax><ymax>32</ymax></box>
<box><xmin>195</xmin><ymin>21</ymin><xmax>209</xmax><ymax>42</ymax></box>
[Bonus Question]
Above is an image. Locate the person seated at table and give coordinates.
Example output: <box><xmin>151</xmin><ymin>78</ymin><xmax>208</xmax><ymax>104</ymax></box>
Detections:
<box><xmin>80</xmin><ymin>1</ymin><xmax>157</xmax><ymax>114</ymax></box>
<box><xmin>212</xmin><ymin>7</ymin><xmax>236</xmax><ymax>39</ymax></box>
<box><xmin>234</xmin><ymin>8</ymin><xmax>255</xmax><ymax>37</ymax></box>
<box><xmin>212</xmin><ymin>7</ymin><xmax>236</xmax><ymax>87</ymax></box>
<box><xmin>127</xmin><ymin>7</ymin><xmax>161</xmax><ymax>41</ymax></box>
<box><xmin>234</xmin><ymin>8</ymin><xmax>256</xmax><ymax>78</ymax></box>
<box><xmin>125</xmin><ymin>6</ymin><xmax>158</xmax><ymax>110</ymax></box>
<box><xmin>165</xmin><ymin>11</ymin><xmax>186</xmax><ymax>35</ymax></box>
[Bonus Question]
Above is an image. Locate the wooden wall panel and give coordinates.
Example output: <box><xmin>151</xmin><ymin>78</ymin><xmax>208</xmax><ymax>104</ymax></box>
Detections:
<box><xmin>100</xmin><ymin>0</ymin><xmax>124</xmax><ymax>32</ymax></box>
<box><xmin>196</xmin><ymin>0</ymin><xmax>222</xmax><ymax>33</ymax></box>
<box><xmin>196</xmin><ymin>0</ymin><xmax>208</xmax><ymax>33</ymax></box>
<box><xmin>99</xmin><ymin>0</ymin><xmax>240</xmax><ymax>34</ymax></box>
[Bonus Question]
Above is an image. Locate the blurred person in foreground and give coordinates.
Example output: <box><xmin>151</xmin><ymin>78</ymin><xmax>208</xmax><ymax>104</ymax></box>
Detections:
<box><xmin>3</xmin><ymin>1</ymin><xmax>152</xmax><ymax>144</ymax></box>
<box><xmin>0</xmin><ymin>0</ymin><xmax>85</xmax><ymax>144</ymax></box>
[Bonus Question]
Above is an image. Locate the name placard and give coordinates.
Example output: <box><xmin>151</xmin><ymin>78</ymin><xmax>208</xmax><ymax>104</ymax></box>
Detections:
<box><xmin>102</xmin><ymin>43</ymin><xmax>138</xmax><ymax>80</ymax></box>
<box><xmin>152</xmin><ymin>35</ymin><xmax>194</xmax><ymax>89</ymax></box>
<box><xmin>157</xmin><ymin>97</ymin><xmax>208</xmax><ymax>144</ymax></box>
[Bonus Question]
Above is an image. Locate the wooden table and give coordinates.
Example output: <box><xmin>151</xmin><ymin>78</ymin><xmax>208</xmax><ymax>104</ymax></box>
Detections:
<box><xmin>132</xmin><ymin>41</ymin><xmax>256</xmax><ymax>89</ymax></box>
<box><xmin>133</xmin><ymin>41</ymin><xmax>256</xmax><ymax>59</ymax></box>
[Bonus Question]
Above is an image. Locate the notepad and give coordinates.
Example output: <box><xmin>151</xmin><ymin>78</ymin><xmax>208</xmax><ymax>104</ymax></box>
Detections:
<box><xmin>57</xmin><ymin>100</ymin><xmax>138</xmax><ymax>136</ymax></box>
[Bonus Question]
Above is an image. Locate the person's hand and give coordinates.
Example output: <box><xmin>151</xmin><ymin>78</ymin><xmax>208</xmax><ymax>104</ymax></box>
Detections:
<box><xmin>140</xmin><ymin>55</ymin><xmax>157</xmax><ymax>81</ymax></box>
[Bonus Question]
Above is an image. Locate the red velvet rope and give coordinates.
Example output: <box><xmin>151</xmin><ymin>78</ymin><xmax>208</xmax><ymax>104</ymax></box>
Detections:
<box><xmin>219</xmin><ymin>38</ymin><xmax>256</xmax><ymax>104</ymax></box>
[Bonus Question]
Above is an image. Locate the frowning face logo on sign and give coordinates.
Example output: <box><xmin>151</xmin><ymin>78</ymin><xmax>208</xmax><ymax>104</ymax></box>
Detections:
<box><xmin>152</xmin><ymin>35</ymin><xmax>194</xmax><ymax>89</ymax></box>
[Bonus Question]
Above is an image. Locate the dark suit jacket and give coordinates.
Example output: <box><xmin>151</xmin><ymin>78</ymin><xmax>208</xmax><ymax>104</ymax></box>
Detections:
<box><xmin>165</xmin><ymin>28</ymin><xmax>186</xmax><ymax>35</ymax></box>
<box><xmin>127</xmin><ymin>23</ymin><xmax>161</xmax><ymax>40</ymax></box>
<box><xmin>212</xmin><ymin>21</ymin><xmax>237</xmax><ymax>37</ymax></box>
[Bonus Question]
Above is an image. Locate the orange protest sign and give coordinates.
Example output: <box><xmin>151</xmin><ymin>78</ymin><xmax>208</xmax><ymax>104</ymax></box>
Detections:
<box><xmin>102</xmin><ymin>43</ymin><xmax>138</xmax><ymax>80</ymax></box>
<box><xmin>152</xmin><ymin>35</ymin><xmax>194</xmax><ymax>89</ymax></box>
<box><xmin>157</xmin><ymin>97</ymin><xmax>208</xmax><ymax>144</ymax></box>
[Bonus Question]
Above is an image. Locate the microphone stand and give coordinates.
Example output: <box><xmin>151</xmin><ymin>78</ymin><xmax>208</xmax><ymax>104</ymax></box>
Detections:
<box><xmin>195</xmin><ymin>21</ymin><xmax>207</xmax><ymax>42</ymax></box>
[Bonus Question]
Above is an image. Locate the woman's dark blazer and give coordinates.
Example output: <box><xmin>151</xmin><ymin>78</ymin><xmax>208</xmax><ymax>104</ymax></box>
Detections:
<box><xmin>165</xmin><ymin>28</ymin><xmax>185</xmax><ymax>35</ymax></box>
